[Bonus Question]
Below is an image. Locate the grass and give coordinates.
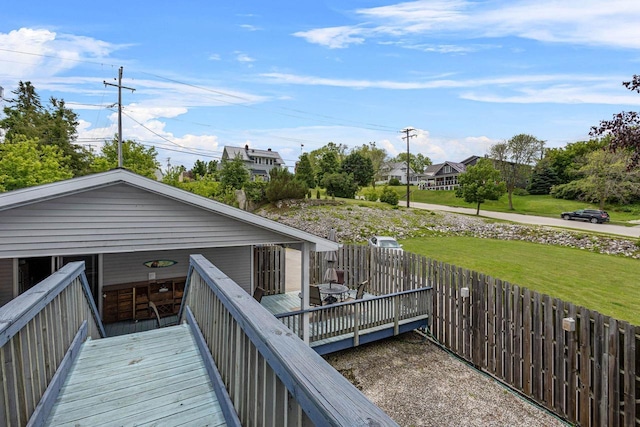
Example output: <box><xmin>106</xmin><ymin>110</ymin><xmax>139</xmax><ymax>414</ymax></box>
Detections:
<box><xmin>365</xmin><ymin>186</ymin><xmax>640</xmax><ymax>224</ymax></box>
<box><xmin>401</xmin><ymin>236</ymin><xmax>640</xmax><ymax>325</ymax></box>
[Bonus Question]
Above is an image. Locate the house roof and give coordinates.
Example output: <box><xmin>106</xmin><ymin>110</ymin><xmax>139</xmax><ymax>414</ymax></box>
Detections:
<box><xmin>223</xmin><ymin>146</ymin><xmax>284</xmax><ymax>164</ymax></box>
<box><xmin>0</xmin><ymin>169</ymin><xmax>339</xmax><ymax>252</ymax></box>
<box><xmin>424</xmin><ymin>161</ymin><xmax>466</xmax><ymax>176</ymax></box>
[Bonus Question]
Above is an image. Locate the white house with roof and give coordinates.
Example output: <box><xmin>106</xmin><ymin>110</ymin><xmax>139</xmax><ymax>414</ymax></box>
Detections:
<box><xmin>222</xmin><ymin>145</ymin><xmax>285</xmax><ymax>181</ymax></box>
<box><xmin>0</xmin><ymin>169</ymin><xmax>338</xmax><ymax>321</ymax></box>
<box><xmin>420</xmin><ymin>156</ymin><xmax>481</xmax><ymax>190</ymax></box>
<box><xmin>379</xmin><ymin>162</ymin><xmax>419</xmax><ymax>185</ymax></box>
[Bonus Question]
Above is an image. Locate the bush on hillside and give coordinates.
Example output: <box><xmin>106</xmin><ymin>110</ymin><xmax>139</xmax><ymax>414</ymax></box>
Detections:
<box><xmin>379</xmin><ymin>186</ymin><xmax>399</xmax><ymax>206</ymax></box>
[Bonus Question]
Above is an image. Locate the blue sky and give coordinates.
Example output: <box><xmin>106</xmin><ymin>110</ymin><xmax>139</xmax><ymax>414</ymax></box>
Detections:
<box><xmin>2</xmin><ymin>1</ymin><xmax>640</xmax><ymax>170</ymax></box>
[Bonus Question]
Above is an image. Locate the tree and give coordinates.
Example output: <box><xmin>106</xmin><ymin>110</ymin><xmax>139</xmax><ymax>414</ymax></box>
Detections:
<box><xmin>219</xmin><ymin>155</ymin><xmax>250</xmax><ymax>190</ymax></box>
<box><xmin>295</xmin><ymin>153</ymin><xmax>316</xmax><ymax>188</ymax></box>
<box><xmin>455</xmin><ymin>158</ymin><xmax>506</xmax><ymax>215</ymax></box>
<box><xmin>489</xmin><ymin>134</ymin><xmax>543</xmax><ymax>210</ymax></box>
<box><xmin>591</xmin><ymin>75</ymin><xmax>640</xmax><ymax>169</ymax></box>
<box><xmin>352</xmin><ymin>142</ymin><xmax>388</xmax><ymax>186</ymax></box>
<box><xmin>266</xmin><ymin>168</ymin><xmax>307</xmax><ymax>202</ymax></box>
<box><xmin>308</xmin><ymin>142</ymin><xmax>346</xmax><ymax>181</ymax></box>
<box><xmin>379</xmin><ymin>186</ymin><xmax>399</xmax><ymax>206</ymax></box>
<box><xmin>90</xmin><ymin>138</ymin><xmax>160</xmax><ymax>178</ymax></box>
<box><xmin>321</xmin><ymin>172</ymin><xmax>358</xmax><ymax>199</ymax></box>
<box><xmin>340</xmin><ymin>152</ymin><xmax>374</xmax><ymax>187</ymax></box>
<box><xmin>394</xmin><ymin>152</ymin><xmax>432</xmax><ymax>174</ymax></box>
<box><xmin>0</xmin><ymin>136</ymin><xmax>73</xmax><ymax>192</ymax></box>
<box><xmin>575</xmin><ymin>150</ymin><xmax>640</xmax><ymax>209</ymax></box>
<box><xmin>316</xmin><ymin>150</ymin><xmax>340</xmax><ymax>185</ymax></box>
<box><xmin>191</xmin><ymin>159</ymin><xmax>208</xmax><ymax>178</ymax></box>
<box><xmin>0</xmin><ymin>81</ymin><xmax>91</xmax><ymax>176</ymax></box>
<box><xmin>527</xmin><ymin>158</ymin><xmax>560</xmax><ymax>195</ymax></box>
<box><xmin>544</xmin><ymin>139</ymin><xmax>606</xmax><ymax>184</ymax></box>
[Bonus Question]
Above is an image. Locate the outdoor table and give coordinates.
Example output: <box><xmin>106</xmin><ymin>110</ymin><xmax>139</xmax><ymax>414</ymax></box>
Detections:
<box><xmin>317</xmin><ymin>283</ymin><xmax>349</xmax><ymax>303</ymax></box>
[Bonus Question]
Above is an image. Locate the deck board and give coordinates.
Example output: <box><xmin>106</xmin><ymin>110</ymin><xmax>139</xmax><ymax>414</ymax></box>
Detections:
<box><xmin>45</xmin><ymin>324</ymin><xmax>227</xmax><ymax>427</ymax></box>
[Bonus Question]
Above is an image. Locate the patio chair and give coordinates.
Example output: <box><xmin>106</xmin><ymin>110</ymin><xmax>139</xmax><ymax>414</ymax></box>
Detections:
<box><xmin>355</xmin><ymin>280</ymin><xmax>368</xmax><ymax>299</ymax></box>
<box><xmin>309</xmin><ymin>285</ymin><xmax>324</xmax><ymax>306</ymax></box>
<box><xmin>336</xmin><ymin>270</ymin><xmax>345</xmax><ymax>285</ymax></box>
<box><xmin>253</xmin><ymin>286</ymin><xmax>265</xmax><ymax>303</ymax></box>
<box><xmin>149</xmin><ymin>301</ymin><xmax>179</xmax><ymax>328</ymax></box>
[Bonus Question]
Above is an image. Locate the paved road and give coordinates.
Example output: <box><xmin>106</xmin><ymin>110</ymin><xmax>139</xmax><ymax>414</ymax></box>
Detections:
<box><xmin>411</xmin><ymin>202</ymin><xmax>640</xmax><ymax>239</ymax></box>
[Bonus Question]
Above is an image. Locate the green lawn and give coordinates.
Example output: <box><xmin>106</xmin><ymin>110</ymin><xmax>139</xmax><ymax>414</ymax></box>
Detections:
<box><xmin>401</xmin><ymin>236</ymin><xmax>640</xmax><ymax>325</ymax></box>
<box><xmin>371</xmin><ymin>186</ymin><xmax>640</xmax><ymax>223</ymax></box>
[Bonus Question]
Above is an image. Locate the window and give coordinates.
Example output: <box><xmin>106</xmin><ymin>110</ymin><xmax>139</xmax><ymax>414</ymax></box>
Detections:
<box><xmin>444</xmin><ymin>165</ymin><xmax>452</xmax><ymax>174</ymax></box>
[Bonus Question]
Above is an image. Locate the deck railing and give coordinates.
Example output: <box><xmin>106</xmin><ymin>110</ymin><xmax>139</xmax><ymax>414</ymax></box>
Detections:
<box><xmin>182</xmin><ymin>254</ymin><xmax>399</xmax><ymax>427</ymax></box>
<box><xmin>0</xmin><ymin>261</ymin><xmax>104</xmax><ymax>427</ymax></box>
<box><xmin>275</xmin><ymin>288</ymin><xmax>431</xmax><ymax>346</ymax></box>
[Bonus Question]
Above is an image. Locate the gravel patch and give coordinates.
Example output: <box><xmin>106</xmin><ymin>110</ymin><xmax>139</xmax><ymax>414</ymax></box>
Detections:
<box><xmin>258</xmin><ymin>200</ymin><xmax>640</xmax><ymax>259</ymax></box>
<box><xmin>325</xmin><ymin>332</ymin><xmax>569</xmax><ymax>427</ymax></box>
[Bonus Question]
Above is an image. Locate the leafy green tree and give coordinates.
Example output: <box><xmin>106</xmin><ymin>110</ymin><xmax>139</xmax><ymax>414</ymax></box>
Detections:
<box><xmin>379</xmin><ymin>186</ymin><xmax>399</xmax><ymax>206</ymax></box>
<box><xmin>575</xmin><ymin>150</ymin><xmax>639</xmax><ymax>209</ymax></box>
<box><xmin>353</xmin><ymin>142</ymin><xmax>388</xmax><ymax>186</ymax></box>
<box><xmin>394</xmin><ymin>152</ymin><xmax>432</xmax><ymax>174</ymax></box>
<box><xmin>340</xmin><ymin>152</ymin><xmax>374</xmax><ymax>187</ymax></box>
<box><xmin>0</xmin><ymin>136</ymin><xmax>73</xmax><ymax>191</ymax></box>
<box><xmin>162</xmin><ymin>164</ymin><xmax>186</xmax><ymax>186</ymax></box>
<box><xmin>544</xmin><ymin>139</ymin><xmax>606</xmax><ymax>184</ymax></box>
<box><xmin>244</xmin><ymin>179</ymin><xmax>269</xmax><ymax>204</ymax></box>
<box><xmin>591</xmin><ymin>74</ymin><xmax>640</xmax><ymax>169</ymax></box>
<box><xmin>265</xmin><ymin>168</ymin><xmax>307</xmax><ymax>202</ymax></box>
<box><xmin>219</xmin><ymin>155</ymin><xmax>250</xmax><ymax>190</ymax></box>
<box><xmin>191</xmin><ymin>159</ymin><xmax>208</xmax><ymax>178</ymax></box>
<box><xmin>322</xmin><ymin>172</ymin><xmax>358</xmax><ymax>198</ymax></box>
<box><xmin>295</xmin><ymin>153</ymin><xmax>316</xmax><ymax>188</ymax></box>
<box><xmin>0</xmin><ymin>81</ymin><xmax>91</xmax><ymax>176</ymax></box>
<box><xmin>490</xmin><ymin>134</ymin><xmax>543</xmax><ymax>210</ymax></box>
<box><xmin>455</xmin><ymin>158</ymin><xmax>506</xmax><ymax>215</ymax></box>
<box><xmin>90</xmin><ymin>138</ymin><xmax>160</xmax><ymax>178</ymax></box>
<box><xmin>308</xmin><ymin>142</ymin><xmax>346</xmax><ymax>180</ymax></box>
<box><xmin>316</xmin><ymin>150</ymin><xmax>340</xmax><ymax>185</ymax></box>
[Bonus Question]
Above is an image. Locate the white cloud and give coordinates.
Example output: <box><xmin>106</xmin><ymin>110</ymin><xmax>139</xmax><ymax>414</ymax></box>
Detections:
<box><xmin>240</xmin><ymin>24</ymin><xmax>261</xmax><ymax>31</ymax></box>
<box><xmin>293</xmin><ymin>26</ymin><xmax>366</xmax><ymax>49</ymax></box>
<box><xmin>294</xmin><ymin>0</ymin><xmax>640</xmax><ymax>50</ymax></box>
<box><xmin>235</xmin><ymin>52</ymin><xmax>256</xmax><ymax>64</ymax></box>
<box><xmin>0</xmin><ymin>28</ymin><xmax>125</xmax><ymax>82</ymax></box>
<box><xmin>208</xmin><ymin>53</ymin><xmax>221</xmax><ymax>61</ymax></box>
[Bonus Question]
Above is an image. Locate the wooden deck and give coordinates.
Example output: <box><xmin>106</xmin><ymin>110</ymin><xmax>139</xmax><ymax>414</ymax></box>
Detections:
<box><xmin>45</xmin><ymin>324</ymin><xmax>227</xmax><ymax>426</ymax></box>
<box><xmin>262</xmin><ymin>290</ymin><xmax>430</xmax><ymax>355</ymax></box>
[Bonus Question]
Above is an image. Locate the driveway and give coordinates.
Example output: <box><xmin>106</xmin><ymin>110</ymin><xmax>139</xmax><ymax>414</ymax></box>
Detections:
<box><xmin>411</xmin><ymin>202</ymin><xmax>640</xmax><ymax>239</ymax></box>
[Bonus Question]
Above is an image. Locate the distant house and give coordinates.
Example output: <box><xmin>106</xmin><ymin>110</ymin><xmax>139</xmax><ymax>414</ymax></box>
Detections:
<box><xmin>420</xmin><ymin>155</ymin><xmax>482</xmax><ymax>190</ymax></box>
<box><xmin>222</xmin><ymin>145</ymin><xmax>285</xmax><ymax>181</ymax></box>
<box><xmin>379</xmin><ymin>162</ymin><xmax>419</xmax><ymax>185</ymax></box>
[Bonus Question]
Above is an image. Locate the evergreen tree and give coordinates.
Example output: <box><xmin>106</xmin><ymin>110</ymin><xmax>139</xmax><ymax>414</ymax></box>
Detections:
<box><xmin>527</xmin><ymin>158</ymin><xmax>560</xmax><ymax>195</ymax></box>
<box><xmin>295</xmin><ymin>153</ymin><xmax>316</xmax><ymax>188</ymax></box>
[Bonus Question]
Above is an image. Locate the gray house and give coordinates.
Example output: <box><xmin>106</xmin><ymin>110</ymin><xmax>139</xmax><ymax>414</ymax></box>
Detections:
<box><xmin>222</xmin><ymin>145</ymin><xmax>285</xmax><ymax>181</ymax></box>
<box><xmin>420</xmin><ymin>156</ymin><xmax>481</xmax><ymax>190</ymax></box>
<box><xmin>0</xmin><ymin>169</ymin><xmax>337</xmax><ymax>321</ymax></box>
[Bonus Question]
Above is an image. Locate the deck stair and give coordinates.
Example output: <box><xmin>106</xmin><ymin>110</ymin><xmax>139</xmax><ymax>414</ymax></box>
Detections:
<box><xmin>45</xmin><ymin>324</ymin><xmax>227</xmax><ymax>426</ymax></box>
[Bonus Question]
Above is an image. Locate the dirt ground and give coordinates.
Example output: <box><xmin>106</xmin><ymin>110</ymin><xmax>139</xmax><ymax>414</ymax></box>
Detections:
<box><xmin>324</xmin><ymin>332</ymin><xmax>570</xmax><ymax>427</ymax></box>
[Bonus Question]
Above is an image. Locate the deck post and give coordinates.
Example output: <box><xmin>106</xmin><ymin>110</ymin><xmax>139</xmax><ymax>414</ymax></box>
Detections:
<box><xmin>300</xmin><ymin>243</ymin><xmax>311</xmax><ymax>344</ymax></box>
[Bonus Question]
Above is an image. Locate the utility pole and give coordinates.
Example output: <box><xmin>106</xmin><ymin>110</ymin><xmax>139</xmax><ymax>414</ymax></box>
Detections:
<box><xmin>400</xmin><ymin>127</ymin><xmax>416</xmax><ymax>208</ymax></box>
<box><xmin>104</xmin><ymin>67</ymin><xmax>135</xmax><ymax>168</ymax></box>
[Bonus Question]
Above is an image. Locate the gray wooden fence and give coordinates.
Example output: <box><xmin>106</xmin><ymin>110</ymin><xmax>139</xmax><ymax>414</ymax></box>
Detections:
<box><xmin>312</xmin><ymin>244</ymin><xmax>639</xmax><ymax>427</ymax></box>
<box><xmin>253</xmin><ymin>245</ymin><xmax>285</xmax><ymax>295</ymax></box>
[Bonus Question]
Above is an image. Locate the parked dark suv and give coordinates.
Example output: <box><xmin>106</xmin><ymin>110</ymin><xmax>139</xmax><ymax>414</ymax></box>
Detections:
<box><xmin>561</xmin><ymin>209</ymin><xmax>610</xmax><ymax>224</ymax></box>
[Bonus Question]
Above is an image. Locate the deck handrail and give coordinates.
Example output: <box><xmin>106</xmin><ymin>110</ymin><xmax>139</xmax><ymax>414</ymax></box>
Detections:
<box><xmin>0</xmin><ymin>261</ymin><xmax>105</xmax><ymax>426</ymax></box>
<box><xmin>183</xmin><ymin>254</ymin><xmax>399</xmax><ymax>427</ymax></box>
<box><xmin>275</xmin><ymin>287</ymin><xmax>432</xmax><ymax>346</ymax></box>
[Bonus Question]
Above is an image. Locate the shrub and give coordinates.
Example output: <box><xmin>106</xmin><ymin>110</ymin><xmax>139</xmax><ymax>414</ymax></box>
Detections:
<box><xmin>379</xmin><ymin>186</ymin><xmax>399</xmax><ymax>206</ymax></box>
<box><xmin>389</xmin><ymin>178</ymin><xmax>401</xmax><ymax>186</ymax></box>
<box><xmin>322</xmin><ymin>172</ymin><xmax>359</xmax><ymax>199</ymax></box>
<box><xmin>512</xmin><ymin>188</ymin><xmax>529</xmax><ymax>196</ymax></box>
<box><xmin>363</xmin><ymin>187</ymin><xmax>379</xmax><ymax>202</ymax></box>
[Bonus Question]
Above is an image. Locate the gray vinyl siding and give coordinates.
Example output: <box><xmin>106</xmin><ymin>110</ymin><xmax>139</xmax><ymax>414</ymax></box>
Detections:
<box><xmin>0</xmin><ymin>258</ymin><xmax>13</xmax><ymax>307</ymax></box>
<box><xmin>0</xmin><ymin>184</ymin><xmax>293</xmax><ymax>259</ymax></box>
<box><xmin>103</xmin><ymin>246</ymin><xmax>252</xmax><ymax>293</ymax></box>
